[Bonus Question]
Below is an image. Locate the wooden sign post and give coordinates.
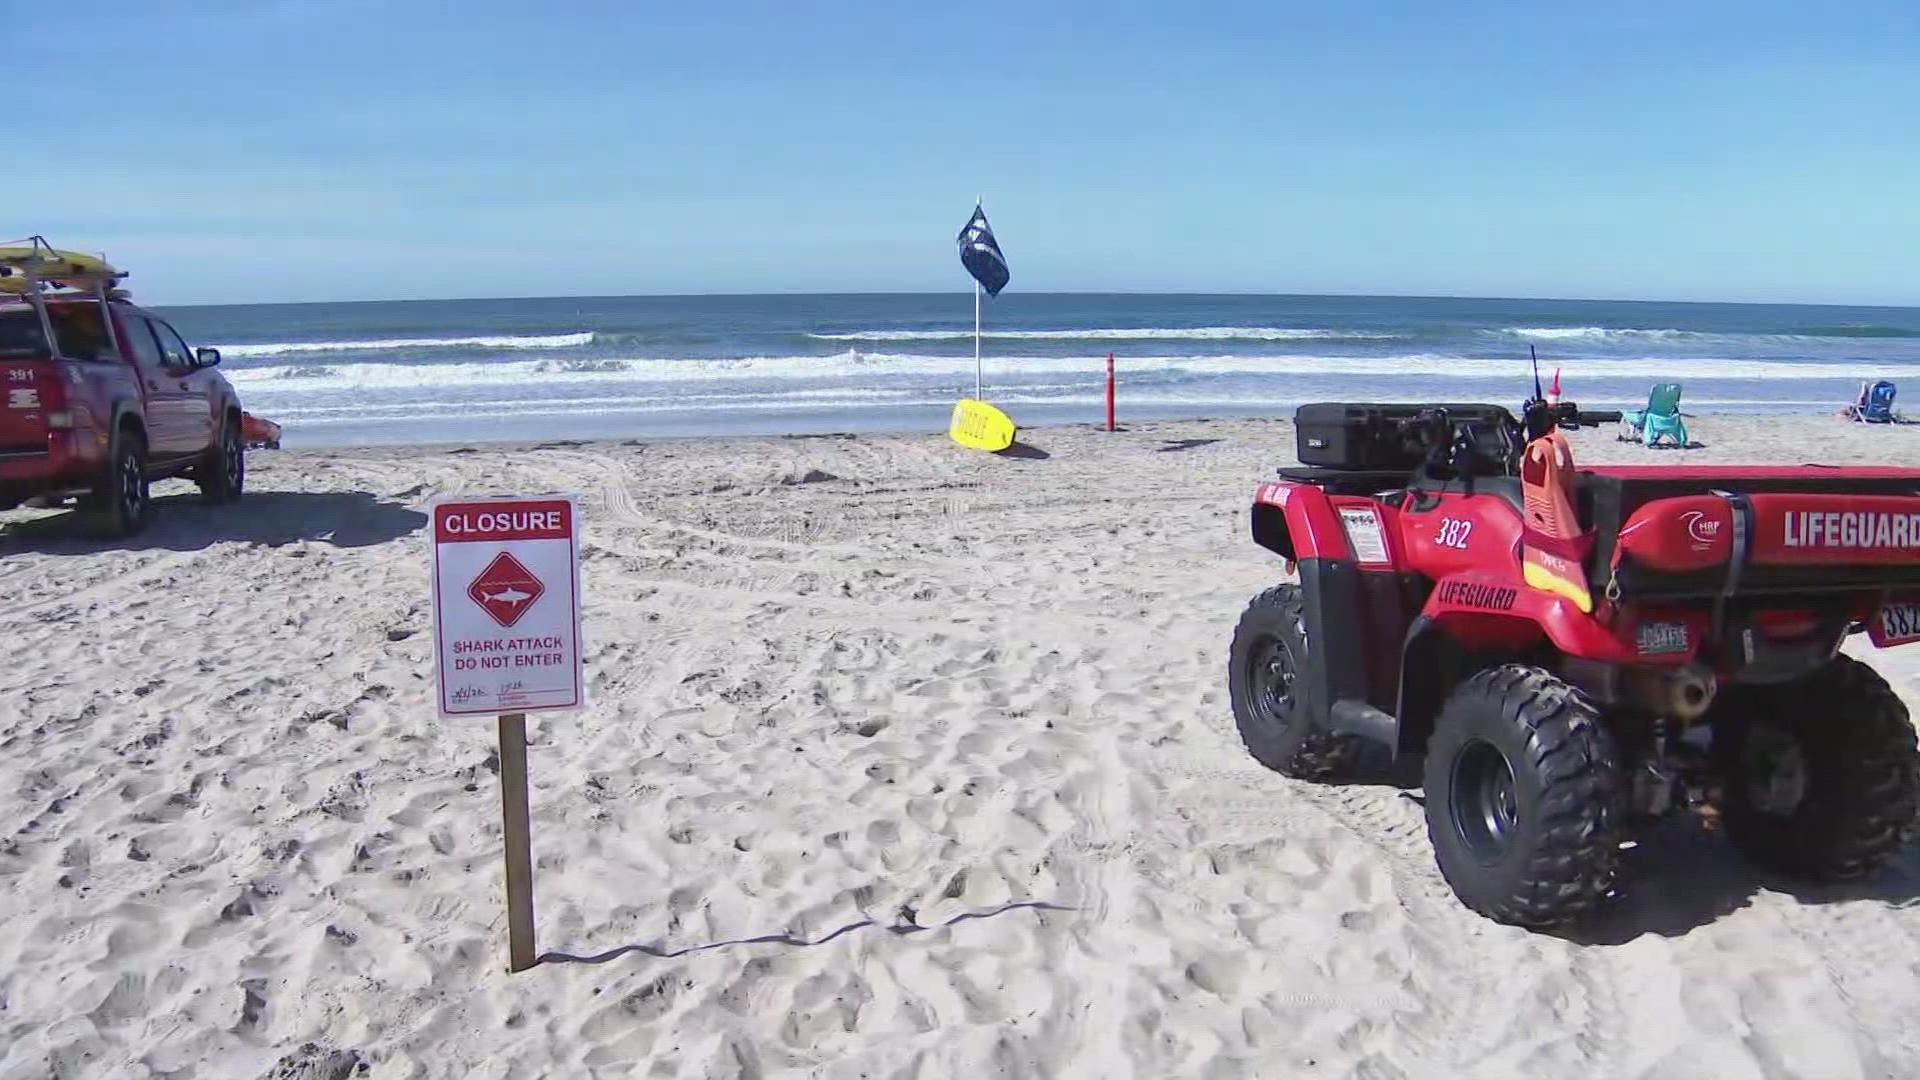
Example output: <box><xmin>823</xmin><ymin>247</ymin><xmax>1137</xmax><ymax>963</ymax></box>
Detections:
<box><xmin>497</xmin><ymin>712</ymin><xmax>538</xmax><ymax>972</ymax></box>
<box><xmin>429</xmin><ymin>496</ymin><xmax>586</xmax><ymax>973</ymax></box>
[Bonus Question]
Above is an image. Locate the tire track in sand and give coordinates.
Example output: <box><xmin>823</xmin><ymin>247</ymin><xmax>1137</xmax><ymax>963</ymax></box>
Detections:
<box><xmin>1158</xmin><ymin>746</ymin><xmax>1628</xmax><ymax>1078</ymax></box>
<box><xmin>1051</xmin><ymin>706</ymin><xmax>1141</xmax><ymax>1077</ymax></box>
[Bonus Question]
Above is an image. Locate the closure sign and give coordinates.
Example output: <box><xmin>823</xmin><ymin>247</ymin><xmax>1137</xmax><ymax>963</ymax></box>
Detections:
<box><xmin>430</xmin><ymin>495</ymin><xmax>584</xmax><ymax>717</ymax></box>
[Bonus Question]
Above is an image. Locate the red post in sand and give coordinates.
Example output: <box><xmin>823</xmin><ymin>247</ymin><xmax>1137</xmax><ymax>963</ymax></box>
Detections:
<box><xmin>1105</xmin><ymin>352</ymin><xmax>1116</xmax><ymax>431</ymax></box>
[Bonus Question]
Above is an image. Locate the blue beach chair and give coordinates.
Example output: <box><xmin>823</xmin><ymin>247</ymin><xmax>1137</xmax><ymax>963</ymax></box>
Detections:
<box><xmin>1840</xmin><ymin>379</ymin><xmax>1898</xmax><ymax>423</ymax></box>
<box><xmin>1619</xmin><ymin>382</ymin><xmax>1688</xmax><ymax>448</ymax></box>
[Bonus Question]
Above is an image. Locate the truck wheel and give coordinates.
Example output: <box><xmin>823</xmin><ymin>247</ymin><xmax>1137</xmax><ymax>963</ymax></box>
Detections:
<box><xmin>1423</xmin><ymin>664</ymin><xmax>1623</xmax><ymax>927</ymax></box>
<box><xmin>87</xmin><ymin>427</ymin><xmax>150</xmax><ymax>538</ymax></box>
<box><xmin>1712</xmin><ymin>656</ymin><xmax>1920</xmax><ymax>882</ymax></box>
<box><xmin>198</xmin><ymin>415</ymin><xmax>245</xmax><ymax>502</ymax></box>
<box><xmin>1227</xmin><ymin>584</ymin><xmax>1355</xmax><ymax>780</ymax></box>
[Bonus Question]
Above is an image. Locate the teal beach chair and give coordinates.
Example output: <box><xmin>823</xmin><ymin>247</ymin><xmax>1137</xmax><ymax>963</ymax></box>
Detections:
<box><xmin>1840</xmin><ymin>379</ymin><xmax>1898</xmax><ymax>423</ymax></box>
<box><xmin>1619</xmin><ymin>383</ymin><xmax>1688</xmax><ymax>448</ymax></box>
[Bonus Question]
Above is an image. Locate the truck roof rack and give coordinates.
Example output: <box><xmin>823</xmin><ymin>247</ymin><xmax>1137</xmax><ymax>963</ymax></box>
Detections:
<box><xmin>0</xmin><ymin>235</ymin><xmax>128</xmax><ymax>357</ymax></box>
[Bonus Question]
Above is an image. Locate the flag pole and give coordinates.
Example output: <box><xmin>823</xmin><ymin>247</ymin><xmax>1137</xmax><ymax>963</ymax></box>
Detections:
<box><xmin>974</xmin><ymin>282</ymin><xmax>982</xmax><ymax>399</ymax></box>
<box><xmin>974</xmin><ymin>193</ymin><xmax>984</xmax><ymax>400</ymax></box>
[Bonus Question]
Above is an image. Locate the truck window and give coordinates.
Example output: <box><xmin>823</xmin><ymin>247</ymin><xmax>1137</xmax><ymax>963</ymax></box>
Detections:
<box><xmin>48</xmin><ymin>305</ymin><xmax>113</xmax><ymax>362</ymax></box>
<box><xmin>0</xmin><ymin>304</ymin><xmax>116</xmax><ymax>360</ymax></box>
<box><xmin>152</xmin><ymin>320</ymin><xmax>194</xmax><ymax>369</ymax></box>
<box><xmin>125</xmin><ymin>314</ymin><xmax>167</xmax><ymax>370</ymax></box>
<box><xmin>0</xmin><ymin>308</ymin><xmax>51</xmax><ymax>357</ymax></box>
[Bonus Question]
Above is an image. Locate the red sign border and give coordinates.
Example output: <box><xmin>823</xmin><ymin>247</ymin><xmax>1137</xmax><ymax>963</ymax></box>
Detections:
<box><xmin>430</xmin><ymin>494</ymin><xmax>585</xmax><ymax>718</ymax></box>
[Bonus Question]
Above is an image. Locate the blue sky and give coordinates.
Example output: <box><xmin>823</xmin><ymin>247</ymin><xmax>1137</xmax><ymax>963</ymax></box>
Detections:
<box><xmin>16</xmin><ymin>1</ymin><xmax>1920</xmax><ymax>306</ymax></box>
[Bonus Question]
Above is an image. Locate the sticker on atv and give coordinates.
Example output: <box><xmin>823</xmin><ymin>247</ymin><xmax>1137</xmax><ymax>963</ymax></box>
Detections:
<box><xmin>1871</xmin><ymin>603</ymin><xmax>1920</xmax><ymax>647</ymax></box>
<box><xmin>1337</xmin><ymin>506</ymin><xmax>1390</xmax><ymax>564</ymax></box>
<box><xmin>1437</xmin><ymin>518</ymin><xmax>1474</xmax><ymax>549</ymax></box>
<box><xmin>1254</xmin><ymin>482</ymin><xmax>1290</xmax><ymax>506</ymax></box>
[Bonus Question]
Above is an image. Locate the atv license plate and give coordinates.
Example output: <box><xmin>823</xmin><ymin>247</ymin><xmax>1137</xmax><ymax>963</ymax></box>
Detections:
<box><xmin>1872</xmin><ymin>603</ymin><xmax>1920</xmax><ymax>647</ymax></box>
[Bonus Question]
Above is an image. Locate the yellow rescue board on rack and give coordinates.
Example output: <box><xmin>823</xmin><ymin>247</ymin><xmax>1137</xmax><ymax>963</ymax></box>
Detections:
<box><xmin>0</xmin><ymin>245</ymin><xmax>126</xmax><ymax>293</ymax></box>
<box><xmin>0</xmin><ymin>247</ymin><xmax>120</xmax><ymax>277</ymax></box>
<box><xmin>0</xmin><ymin>275</ymin><xmax>130</xmax><ymax>299</ymax></box>
<box><xmin>948</xmin><ymin>398</ymin><xmax>1016</xmax><ymax>452</ymax></box>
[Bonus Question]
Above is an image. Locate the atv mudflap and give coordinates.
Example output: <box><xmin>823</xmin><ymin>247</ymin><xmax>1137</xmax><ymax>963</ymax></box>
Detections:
<box><xmin>1293</xmin><ymin>557</ymin><xmax>1404</xmax><ymax>748</ymax></box>
<box><xmin>1254</xmin><ymin>482</ymin><xmax>1436</xmax><ymax>758</ymax></box>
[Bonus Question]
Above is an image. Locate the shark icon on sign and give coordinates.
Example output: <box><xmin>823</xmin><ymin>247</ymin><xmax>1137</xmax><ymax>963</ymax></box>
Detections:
<box><xmin>467</xmin><ymin>553</ymin><xmax>545</xmax><ymax>628</ymax></box>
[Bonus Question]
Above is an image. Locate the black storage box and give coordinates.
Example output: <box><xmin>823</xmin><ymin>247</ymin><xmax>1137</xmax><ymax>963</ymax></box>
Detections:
<box><xmin>1294</xmin><ymin>402</ymin><xmax>1517</xmax><ymax>470</ymax></box>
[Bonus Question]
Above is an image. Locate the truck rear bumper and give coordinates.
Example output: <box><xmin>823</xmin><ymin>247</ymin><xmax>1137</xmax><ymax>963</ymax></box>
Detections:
<box><xmin>0</xmin><ymin>432</ymin><xmax>95</xmax><ymax>504</ymax></box>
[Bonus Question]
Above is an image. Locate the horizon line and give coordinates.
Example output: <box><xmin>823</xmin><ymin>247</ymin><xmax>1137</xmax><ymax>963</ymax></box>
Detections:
<box><xmin>150</xmin><ymin>288</ymin><xmax>1920</xmax><ymax>312</ymax></box>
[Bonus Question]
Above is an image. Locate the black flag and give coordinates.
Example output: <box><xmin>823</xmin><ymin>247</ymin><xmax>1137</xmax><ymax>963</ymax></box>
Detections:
<box><xmin>956</xmin><ymin>204</ymin><xmax>1009</xmax><ymax>297</ymax></box>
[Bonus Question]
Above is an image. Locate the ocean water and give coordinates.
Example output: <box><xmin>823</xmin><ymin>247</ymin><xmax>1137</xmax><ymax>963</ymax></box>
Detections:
<box><xmin>153</xmin><ymin>293</ymin><xmax>1920</xmax><ymax>448</ymax></box>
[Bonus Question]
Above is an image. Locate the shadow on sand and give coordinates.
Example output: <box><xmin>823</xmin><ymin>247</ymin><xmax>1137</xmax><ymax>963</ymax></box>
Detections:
<box><xmin>0</xmin><ymin>490</ymin><xmax>427</xmax><ymax>554</ymax></box>
<box><xmin>538</xmin><ymin>900</ymin><xmax>1073</xmax><ymax>967</ymax></box>
<box><xmin>1560</xmin><ymin>818</ymin><xmax>1920</xmax><ymax>946</ymax></box>
<box><xmin>997</xmin><ymin>441</ymin><xmax>1051</xmax><ymax>461</ymax></box>
<box><xmin>1328</xmin><ymin>751</ymin><xmax>1920</xmax><ymax>943</ymax></box>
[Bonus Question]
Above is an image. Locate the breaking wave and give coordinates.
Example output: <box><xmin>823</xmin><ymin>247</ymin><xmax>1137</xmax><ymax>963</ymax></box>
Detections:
<box><xmin>218</xmin><ymin>332</ymin><xmax>595</xmax><ymax>358</ymax></box>
<box><xmin>808</xmin><ymin>326</ymin><xmax>1399</xmax><ymax>342</ymax></box>
<box><xmin>1499</xmin><ymin>325</ymin><xmax>1920</xmax><ymax>344</ymax></box>
<box><xmin>1496</xmin><ymin>327</ymin><xmax>1700</xmax><ymax>342</ymax></box>
<box><xmin>223</xmin><ymin>350</ymin><xmax>1920</xmax><ymax>392</ymax></box>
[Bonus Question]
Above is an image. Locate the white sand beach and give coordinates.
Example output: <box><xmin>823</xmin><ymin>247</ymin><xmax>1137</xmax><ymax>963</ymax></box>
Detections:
<box><xmin>4</xmin><ymin>414</ymin><xmax>1920</xmax><ymax>1079</ymax></box>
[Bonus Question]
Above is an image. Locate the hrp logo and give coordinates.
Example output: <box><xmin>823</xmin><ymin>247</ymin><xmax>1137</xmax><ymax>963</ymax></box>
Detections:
<box><xmin>1681</xmin><ymin>510</ymin><xmax>1723</xmax><ymax>550</ymax></box>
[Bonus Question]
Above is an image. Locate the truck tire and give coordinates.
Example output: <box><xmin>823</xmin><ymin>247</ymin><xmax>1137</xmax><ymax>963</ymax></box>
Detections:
<box><xmin>1423</xmin><ymin>664</ymin><xmax>1623</xmax><ymax>927</ymax></box>
<box><xmin>1227</xmin><ymin>584</ymin><xmax>1356</xmax><ymax>780</ymax></box>
<box><xmin>1712</xmin><ymin>656</ymin><xmax>1920</xmax><ymax>882</ymax></box>
<box><xmin>87</xmin><ymin>426</ymin><xmax>150</xmax><ymax>539</ymax></box>
<box><xmin>198</xmin><ymin>414</ymin><xmax>245</xmax><ymax>503</ymax></box>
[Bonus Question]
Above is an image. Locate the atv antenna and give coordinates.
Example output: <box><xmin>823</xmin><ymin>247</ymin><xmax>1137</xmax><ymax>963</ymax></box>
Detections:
<box><xmin>1529</xmin><ymin>345</ymin><xmax>1544</xmax><ymax>404</ymax></box>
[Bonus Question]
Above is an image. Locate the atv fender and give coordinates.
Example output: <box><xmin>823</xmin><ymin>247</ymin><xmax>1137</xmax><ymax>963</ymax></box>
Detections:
<box><xmin>1392</xmin><ymin>575</ymin><xmax>1705</xmax><ymax>756</ymax></box>
<box><xmin>1251</xmin><ymin>481</ymin><xmax>1351</xmax><ymax>562</ymax></box>
<box><xmin>1251</xmin><ymin>482</ymin><xmax>1409</xmax><ymax>750</ymax></box>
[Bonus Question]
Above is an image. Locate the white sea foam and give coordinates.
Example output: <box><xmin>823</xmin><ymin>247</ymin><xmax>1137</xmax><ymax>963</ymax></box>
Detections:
<box><xmin>271</xmin><ymin>386</ymin><xmax>921</xmax><ymax>417</ymax></box>
<box><xmin>1496</xmin><ymin>327</ymin><xmax>1700</xmax><ymax>342</ymax></box>
<box><xmin>1494</xmin><ymin>325</ymin><xmax>1920</xmax><ymax>345</ymax></box>
<box><xmin>265</xmin><ymin>391</ymin><xmax>1835</xmax><ymax>426</ymax></box>
<box><xmin>219</xmin><ymin>332</ymin><xmax>595</xmax><ymax>357</ymax></box>
<box><xmin>224</xmin><ymin>350</ymin><xmax>1918</xmax><ymax>393</ymax></box>
<box><xmin>808</xmin><ymin>327</ymin><xmax>1399</xmax><ymax>342</ymax></box>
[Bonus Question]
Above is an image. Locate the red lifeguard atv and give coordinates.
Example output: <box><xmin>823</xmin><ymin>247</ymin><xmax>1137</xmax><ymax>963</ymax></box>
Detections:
<box><xmin>1229</xmin><ymin>396</ymin><xmax>1920</xmax><ymax>928</ymax></box>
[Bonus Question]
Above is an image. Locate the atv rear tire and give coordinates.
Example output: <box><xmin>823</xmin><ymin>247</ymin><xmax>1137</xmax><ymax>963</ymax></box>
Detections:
<box><xmin>1712</xmin><ymin>656</ymin><xmax>1920</xmax><ymax>882</ymax></box>
<box><xmin>1227</xmin><ymin>584</ymin><xmax>1355</xmax><ymax>780</ymax></box>
<box><xmin>1423</xmin><ymin>664</ymin><xmax>1624</xmax><ymax>927</ymax></box>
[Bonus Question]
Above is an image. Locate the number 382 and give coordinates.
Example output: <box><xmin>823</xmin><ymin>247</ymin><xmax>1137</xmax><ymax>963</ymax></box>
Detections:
<box><xmin>1436</xmin><ymin>518</ymin><xmax>1474</xmax><ymax>549</ymax></box>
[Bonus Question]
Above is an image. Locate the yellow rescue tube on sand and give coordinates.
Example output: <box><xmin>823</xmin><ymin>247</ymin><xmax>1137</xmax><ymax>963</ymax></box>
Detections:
<box><xmin>949</xmin><ymin>398</ymin><xmax>1016</xmax><ymax>452</ymax></box>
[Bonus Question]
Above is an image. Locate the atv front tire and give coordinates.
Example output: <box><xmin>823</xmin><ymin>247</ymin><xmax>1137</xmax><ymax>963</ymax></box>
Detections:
<box><xmin>1423</xmin><ymin>664</ymin><xmax>1624</xmax><ymax>927</ymax></box>
<box><xmin>1227</xmin><ymin>584</ymin><xmax>1355</xmax><ymax>780</ymax></box>
<box><xmin>1712</xmin><ymin>656</ymin><xmax>1920</xmax><ymax>882</ymax></box>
